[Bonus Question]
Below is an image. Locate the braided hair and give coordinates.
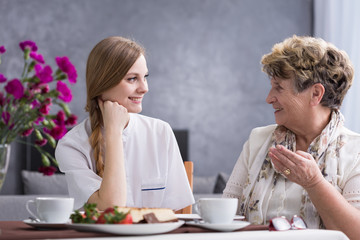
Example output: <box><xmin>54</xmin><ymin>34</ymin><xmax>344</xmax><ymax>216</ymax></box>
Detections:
<box><xmin>85</xmin><ymin>36</ymin><xmax>145</xmax><ymax>177</ymax></box>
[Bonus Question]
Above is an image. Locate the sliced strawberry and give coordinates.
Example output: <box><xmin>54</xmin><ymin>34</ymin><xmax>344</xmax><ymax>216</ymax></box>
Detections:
<box><xmin>118</xmin><ymin>213</ymin><xmax>133</xmax><ymax>224</ymax></box>
<box><xmin>96</xmin><ymin>214</ymin><xmax>106</xmax><ymax>224</ymax></box>
<box><xmin>72</xmin><ymin>204</ymin><xmax>132</xmax><ymax>224</ymax></box>
<box><xmin>96</xmin><ymin>207</ymin><xmax>114</xmax><ymax>224</ymax></box>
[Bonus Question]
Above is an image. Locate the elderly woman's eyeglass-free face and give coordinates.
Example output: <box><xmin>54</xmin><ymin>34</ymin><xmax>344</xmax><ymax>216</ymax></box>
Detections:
<box><xmin>266</xmin><ymin>77</ymin><xmax>313</xmax><ymax>130</ymax></box>
<box><xmin>269</xmin><ymin>215</ymin><xmax>307</xmax><ymax>231</ymax></box>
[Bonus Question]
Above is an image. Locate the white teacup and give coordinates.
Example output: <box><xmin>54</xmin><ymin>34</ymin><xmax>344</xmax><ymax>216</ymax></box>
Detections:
<box><xmin>196</xmin><ymin>198</ymin><xmax>238</xmax><ymax>224</ymax></box>
<box><xmin>26</xmin><ymin>197</ymin><xmax>74</xmax><ymax>223</ymax></box>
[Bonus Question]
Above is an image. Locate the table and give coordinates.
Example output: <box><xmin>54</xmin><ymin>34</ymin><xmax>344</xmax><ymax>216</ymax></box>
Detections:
<box><xmin>0</xmin><ymin>221</ymin><xmax>349</xmax><ymax>240</ymax></box>
<box><xmin>62</xmin><ymin>230</ymin><xmax>349</xmax><ymax>240</ymax></box>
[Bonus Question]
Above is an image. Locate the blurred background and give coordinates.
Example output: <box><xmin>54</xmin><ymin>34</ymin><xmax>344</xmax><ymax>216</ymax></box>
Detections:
<box><xmin>0</xmin><ymin>0</ymin><xmax>359</xmax><ymax>194</ymax></box>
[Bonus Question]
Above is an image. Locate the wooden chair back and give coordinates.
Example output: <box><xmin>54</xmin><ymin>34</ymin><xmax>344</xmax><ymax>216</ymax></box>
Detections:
<box><xmin>175</xmin><ymin>161</ymin><xmax>193</xmax><ymax>214</ymax></box>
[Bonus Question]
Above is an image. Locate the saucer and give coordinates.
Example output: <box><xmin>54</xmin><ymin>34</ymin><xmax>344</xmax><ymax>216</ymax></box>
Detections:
<box><xmin>175</xmin><ymin>214</ymin><xmax>245</xmax><ymax>221</ymax></box>
<box><xmin>186</xmin><ymin>220</ymin><xmax>250</xmax><ymax>232</ymax></box>
<box><xmin>23</xmin><ymin>219</ymin><xmax>69</xmax><ymax>229</ymax></box>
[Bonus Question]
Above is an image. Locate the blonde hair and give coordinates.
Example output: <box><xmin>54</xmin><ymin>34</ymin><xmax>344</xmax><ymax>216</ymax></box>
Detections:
<box><xmin>85</xmin><ymin>36</ymin><xmax>145</xmax><ymax>177</ymax></box>
<box><xmin>261</xmin><ymin>35</ymin><xmax>354</xmax><ymax>109</ymax></box>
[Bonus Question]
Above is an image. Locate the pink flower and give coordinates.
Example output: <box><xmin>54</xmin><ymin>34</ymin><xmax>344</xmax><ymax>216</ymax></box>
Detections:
<box><xmin>30</xmin><ymin>52</ymin><xmax>45</xmax><ymax>64</ymax></box>
<box><xmin>0</xmin><ymin>40</ymin><xmax>79</xmax><ymax>173</ymax></box>
<box><xmin>56</xmin><ymin>110</ymin><xmax>66</xmax><ymax>123</ymax></box>
<box><xmin>35</xmin><ymin>64</ymin><xmax>53</xmax><ymax>84</ymax></box>
<box><xmin>38</xmin><ymin>166</ymin><xmax>57</xmax><ymax>176</ymax></box>
<box><xmin>39</xmin><ymin>99</ymin><xmax>52</xmax><ymax>115</ymax></box>
<box><xmin>1</xmin><ymin>111</ymin><xmax>10</xmax><ymax>125</ymax></box>
<box><xmin>45</xmin><ymin>124</ymin><xmax>67</xmax><ymax>140</ymax></box>
<box><xmin>35</xmin><ymin>116</ymin><xmax>44</xmax><ymax>124</ymax></box>
<box><xmin>41</xmin><ymin>84</ymin><xmax>50</xmax><ymax>94</ymax></box>
<box><xmin>0</xmin><ymin>73</ymin><xmax>6</xmax><ymax>83</ymax></box>
<box><xmin>19</xmin><ymin>40</ymin><xmax>38</xmax><ymax>52</ymax></box>
<box><xmin>28</xmin><ymin>82</ymin><xmax>40</xmax><ymax>91</ymax></box>
<box><xmin>39</xmin><ymin>104</ymin><xmax>51</xmax><ymax>115</ymax></box>
<box><xmin>56</xmin><ymin>81</ymin><xmax>72</xmax><ymax>102</ymax></box>
<box><xmin>21</xmin><ymin>128</ymin><xmax>34</xmax><ymax>137</ymax></box>
<box><xmin>67</xmin><ymin>69</ymin><xmax>77</xmax><ymax>84</ymax></box>
<box><xmin>5</xmin><ymin>79</ymin><xmax>24</xmax><ymax>99</ymax></box>
<box><xmin>44</xmin><ymin>97</ymin><xmax>52</xmax><ymax>105</ymax></box>
<box><xmin>65</xmin><ymin>114</ymin><xmax>77</xmax><ymax>125</ymax></box>
<box><xmin>0</xmin><ymin>46</ymin><xmax>5</xmax><ymax>54</ymax></box>
<box><xmin>55</xmin><ymin>56</ymin><xmax>77</xmax><ymax>84</ymax></box>
<box><xmin>35</xmin><ymin>139</ymin><xmax>47</xmax><ymax>146</ymax></box>
<box><xmin>30</xmin><ymin>100</ymin><xmax>40</xmax><ymax>109</ymax></box>
<box><xmin>0</xmin><ymin>92</ymin><xmax>5</xmax><ymax>106</ymax></box>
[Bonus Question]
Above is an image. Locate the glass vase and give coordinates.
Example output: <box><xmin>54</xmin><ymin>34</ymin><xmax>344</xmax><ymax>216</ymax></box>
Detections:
<box><xmin>0</xmin><ymin>144</ymin><xmax>10</xmax><ymax>192</ymax></box>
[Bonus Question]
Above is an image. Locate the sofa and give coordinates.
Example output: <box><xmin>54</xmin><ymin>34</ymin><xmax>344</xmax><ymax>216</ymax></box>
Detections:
<box><xmin>0</xmin><ymin>170</ymin><xmax>228</xmax><ymax>221</ymax></box>
<box><xmin>0</xmin><ymin>129</ymin><xmax>230</xmax><ymax>220</ymax></box>
<box><xmin>0</xmin><ymin>171</ymin><xmax>69</xmax><ymax>221</ymax></box>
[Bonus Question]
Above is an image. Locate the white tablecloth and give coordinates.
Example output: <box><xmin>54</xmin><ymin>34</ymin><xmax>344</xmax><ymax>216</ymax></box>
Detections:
<box><xmin>58</xmin><ymin>229</ymin><xmax>349</xmax><ymax>240</ymax></box>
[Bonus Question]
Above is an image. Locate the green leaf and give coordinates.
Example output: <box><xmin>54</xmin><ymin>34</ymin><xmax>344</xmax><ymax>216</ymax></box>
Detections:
<box><xmin>56</xmin><ymin>74</ymin><xmax>67</xmax><ymax>80</ymax></box>
<box><xmin>28</xmin><ymin>61</ymin><xmax>36</xmax><ymax>72</ymax></box>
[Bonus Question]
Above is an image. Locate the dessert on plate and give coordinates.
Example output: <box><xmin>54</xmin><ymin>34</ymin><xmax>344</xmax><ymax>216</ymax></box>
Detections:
<box><xmin>70</xmin><ymin>203</ymin><xmax>178</xmax><ymax>224</ymax></box>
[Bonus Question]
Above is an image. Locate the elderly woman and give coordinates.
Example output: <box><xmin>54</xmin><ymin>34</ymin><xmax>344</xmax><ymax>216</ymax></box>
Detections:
<box><xmin>223</xmin><ymin>35</ymin><xmax>360</xmax><ymax>239</ymax></box>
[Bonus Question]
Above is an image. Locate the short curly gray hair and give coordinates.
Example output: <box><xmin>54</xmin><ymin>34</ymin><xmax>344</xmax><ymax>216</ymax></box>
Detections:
<box><xmin>261</xmin><ymin>35</ymin><xmax>354</xmax><ymax>109</ymax></box>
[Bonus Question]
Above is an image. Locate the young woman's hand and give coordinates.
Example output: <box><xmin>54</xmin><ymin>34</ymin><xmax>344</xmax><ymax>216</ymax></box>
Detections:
<box><xmin>98</xmin><ymin>99</ymin><xmax>129</xmax><ymax>134</ymax></box>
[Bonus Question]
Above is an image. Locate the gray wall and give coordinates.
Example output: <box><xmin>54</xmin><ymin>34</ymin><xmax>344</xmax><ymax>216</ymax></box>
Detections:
<box><xmin>0</xmin><ymin>0</ymin><xmax>313</xmax><ymax>193</ymax></box>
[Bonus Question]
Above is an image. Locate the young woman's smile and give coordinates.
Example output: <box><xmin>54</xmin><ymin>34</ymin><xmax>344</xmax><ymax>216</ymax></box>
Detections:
<box><xmin>101</xmin><ymin>54</ymin><xmax>149</xmax><ymax>113</ymax></box>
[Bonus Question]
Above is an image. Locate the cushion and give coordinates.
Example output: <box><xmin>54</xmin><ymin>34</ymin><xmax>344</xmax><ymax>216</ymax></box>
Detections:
<box><xmin>21</xmin><ymin>170</ymin><xmax>69</xmax><ymax>195</ymax></box>
<box><xmin>193</xmin><ymin>175</ymin><xmax>217</xmax><ymax>194</ymax></box>
<box><xmin>213</xmin><ymin>172</ymin><xmax>231</xmax><ymax>194</ymax></box>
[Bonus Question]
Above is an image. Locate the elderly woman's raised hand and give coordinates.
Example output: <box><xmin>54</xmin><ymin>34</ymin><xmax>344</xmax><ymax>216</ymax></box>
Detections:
<box><xmin>98</xmin><ymin>99</ymin><xmax>130</xmax><ymax>134</ymax></box>
<box><xmin>268</xmin><ymin>145</ymin><xmax>324</xmax><ymax>189</ymax></box>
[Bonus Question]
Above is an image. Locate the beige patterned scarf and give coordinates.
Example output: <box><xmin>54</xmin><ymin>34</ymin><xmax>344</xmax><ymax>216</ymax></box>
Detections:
<box><xmin>239</xmin><ymin>110</ymin><xmax>345</xmax><ymax>228</ymax></box>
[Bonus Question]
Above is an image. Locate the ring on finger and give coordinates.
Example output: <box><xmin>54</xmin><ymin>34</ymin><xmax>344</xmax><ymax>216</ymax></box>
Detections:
<box><xmin>283</xmin><ymin>168</ymin><xmax>291</xmax><ymax>175</ymax></box>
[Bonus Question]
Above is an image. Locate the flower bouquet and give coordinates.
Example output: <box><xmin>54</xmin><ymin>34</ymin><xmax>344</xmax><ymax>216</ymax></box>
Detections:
<box><xmin>0</xmin><ymin>40</ymin><xmax>77</xmax><ymax>175</ymax></box>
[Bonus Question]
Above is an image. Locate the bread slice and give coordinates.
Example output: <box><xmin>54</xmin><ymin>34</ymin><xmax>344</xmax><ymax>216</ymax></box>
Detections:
<box><xmin>116</xmin><ymin>207</ymin><xmax>178</xmax><ymax>223</ymax></box>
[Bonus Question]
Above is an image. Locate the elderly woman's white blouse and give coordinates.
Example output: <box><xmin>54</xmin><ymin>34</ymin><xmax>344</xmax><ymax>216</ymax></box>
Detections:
<box><xmin>223</xmin><ymin>124</ymin><xmax>360</xmax><ymax>226</ymax></box>
<box><xmin>55</xmin><ymin>113</ymin><xmax>194</xmax><ymax>210</ymax></box>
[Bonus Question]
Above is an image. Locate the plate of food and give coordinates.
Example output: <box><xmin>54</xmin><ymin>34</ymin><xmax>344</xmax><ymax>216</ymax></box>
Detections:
<box><xmin>68</xmin><ymin>220</ymin><xmax>184</xmax><ymax>235</ymax></box>
<box><xmin>67</xmin><ymin>203</ymin><xmax>184</xmax><ymax>235</ymax></box>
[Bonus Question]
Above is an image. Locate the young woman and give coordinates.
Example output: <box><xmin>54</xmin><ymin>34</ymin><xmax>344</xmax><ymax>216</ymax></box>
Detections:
<box><xmin>55</xmin><ymin>36</ymin><xmax>194</xmax><ymax>211</ymax></box>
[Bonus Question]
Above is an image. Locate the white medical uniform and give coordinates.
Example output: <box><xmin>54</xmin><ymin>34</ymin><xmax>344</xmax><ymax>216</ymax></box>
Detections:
<box><xmin>55</xmin><ymin>113</ymin><xmax>194</xmax><ymax>210</ymax></box>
